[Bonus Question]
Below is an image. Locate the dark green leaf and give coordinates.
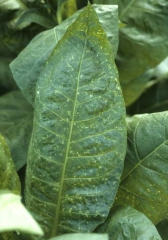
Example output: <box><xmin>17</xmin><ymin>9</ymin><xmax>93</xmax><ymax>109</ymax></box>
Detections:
<box><xmin>0</xmin><ymin>135</ymin><xmax>21</xmax><ymax>194</ymax></box>
<box><xmin>25</xmin><ymin>4</ymin><xmax>126</xmax><ymax>238</ymax></box>
<box><xmin>156</xmin><ymin>218</ymin><xmax>168</xmax><ymax>240</ymax></box>
<box><xmin>97</xmin><ymin>205</ymin><xmax>162</xmax><ymax>240</ymax></box>
<box><xmin>115</xmin><ymin>0</ymin><xmax>168</xmax><ymax>106</ymax></box>
<box><xmin>10</xmin><ymin>4</ymin><xmax>118</xmax><ymax>105</ymax></box>
<box><xmin>0</xmin><ymin>91</ymin><xmax>33</xmax><ymax>171</ymax></box>
<box><xmin>115</xmin><ymin>112</ymin><xmax>168</xmax><ymax>224</ymax></box>
<box><xmin>128</xmin><ymin>78</ymin><xmax>168</xmax><ymax>114</ymax></box>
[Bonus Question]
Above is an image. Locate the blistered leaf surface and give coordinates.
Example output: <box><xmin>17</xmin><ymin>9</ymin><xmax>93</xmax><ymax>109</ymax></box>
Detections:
<box><xmin>115</xmin><ymin>112</ymin><xmax>168</xmax><ymax>223</ymax></box>
<box><xmin>10</xmin><ymin>4</ymin><xmax>118</xmax><ymax>105</ymax></box>
<box><xmin>98</xmin><ymin>205</ymin><xmax>162</xmax><ymax>240</ymax></box>
<box><xmin>25</xmin><ymin>4</ymin><xmax>126</xmax><ymax>238</ymax></box>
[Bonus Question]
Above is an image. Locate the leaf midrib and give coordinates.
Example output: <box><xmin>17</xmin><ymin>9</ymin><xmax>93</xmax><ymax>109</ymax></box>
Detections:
<box><xmin>51</xmin><ymin>36</ymin><xmax>87</xmax><ymax>237</ymax></box>
<box><xmin>120</xmin><ymin>139</ymin><xmax>167</xmax><ymax>184</ymax></box>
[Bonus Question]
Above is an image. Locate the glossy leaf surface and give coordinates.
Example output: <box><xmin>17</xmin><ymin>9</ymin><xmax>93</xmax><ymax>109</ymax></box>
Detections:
<box><xmin>115</xmin><ymin>0</ymin><xmax>168</xmax><ymax>106</ymax></box>
<box><xmin>10</xmin><ymin>4</ymin><xmax>118</xmax><ymax>105</ymax></box>
<box><xmin>0</xmin><ymin>91</ymin><xmax>33</xmax><ymax>170</ymax></box>
<box><xmin>98</xmin><ymin>205</ymin><xmax>162</xmax><ymax>240</ymax></box>
<box><xmin>0</xmin><ymin>134</ymin><xmax>20</xmax><ymax>194</ymax></box>
<box><xmin>25</xmin><ymin>4</ymin><xmax>126</xmax><ymax>238</ymax></box>
<box><xmin>115</xmin><ymin>112</ymin><xmax>168</xmax><ymax>223</ymax></box>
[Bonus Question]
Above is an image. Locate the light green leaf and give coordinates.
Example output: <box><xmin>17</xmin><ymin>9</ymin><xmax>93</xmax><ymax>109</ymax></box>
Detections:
<box><xmin>115</xmin><ymin>0</ymin><xmax>168</xmax><ymax>106</ymax></box>
<box><xmin>51</xmin><ymin>233</ymin><xmax>108</xmax><ymax>240</ymax></box>
<box><xmin>10</xmin><ymin>4</ymin><xmax>118</xmax><ymax>105</ymax></box>
<box><xmin>115</xmin><ymin>112</ymin><xmax>168</xmax><ymax>224</ymax></box>
<box><xmin>0</xmin><ymin>134</ymin><xmax>20</xmax><ymax>194</ymax></box>
<box><xmin>0</xmin><ymin>0</ymin><xmax>26</xmax><ymax>12</ymax></box>
<box><xmin>97</xmin><ymin>205</ymin><xmax>162</xmax><ymax>240</ymax></box>
<box><xmin>25</xmin><ymin>4</ymin><xmax>126</xmax><ymax>238</ymax></box>
<box><xmin>0</xmin><ymin>192</ymin><xmax>43</xmax><ymax>236</ymax></box>
<box><xmin>0</xmin><ymin>91</ymin><xmax>33</xmax><ymax>171</ymax></box>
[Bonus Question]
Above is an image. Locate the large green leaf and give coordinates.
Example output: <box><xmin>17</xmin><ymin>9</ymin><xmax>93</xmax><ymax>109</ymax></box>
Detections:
<box><xmin>0</xmin><ymin>91</ymin><xmax>33</xmax><ymax>170</ymax></box>
<box><xmin>10</xmin><ymin>4</ymin><xmax>118</xmax><ymax>105</ymax></box>
<box><xmin>0</xmin><ymin>134</ymin><xmax>20</xmax><ymax>194</ymax></box>
<box><xmin>115</xmin><ymin>0</ymin><xmax>168</xmax><ymax>106</ymax></box>
<box><xmin>115</xmin><ymin>112</ymin><xmax>168</xmax><ymax>224</ymax></box>
<box><xmin>25</xmin><ymin>4</ymin><xmax>126</xmax><ymax>238</ymax></box>
<box><xmin>97</xmin><ymin>205</ymin><xmax>162</xmax><ymax>240</ymax></box>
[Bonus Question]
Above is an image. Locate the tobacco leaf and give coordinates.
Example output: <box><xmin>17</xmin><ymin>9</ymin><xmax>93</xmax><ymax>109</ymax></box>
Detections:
<box><xmin>24</xmin><ymin>4</ymin><xmax>126</xmax><ymax>238</ymax></box>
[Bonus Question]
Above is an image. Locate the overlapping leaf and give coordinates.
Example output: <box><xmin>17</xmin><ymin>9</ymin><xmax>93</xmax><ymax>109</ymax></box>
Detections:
<box><xmin>0</xmin><ymin>91</ymin><xmax>33</xmax><ymax>170</ymax></box>
<box><xmin>97</xmin><ymin>205</ymin><xmax>162</xmax><ymax>240</ymax></box>
<box><xmin>10</xmin><ymin>4</ymin><xmax>118</xmax><ymax>105</ymax></box>
<box><xmin>25</xmin><ymin>4</ymin><xmax>126</xmax><ymax>238</ymax></box>
<box><xmin>115</xmin><ymin>112</ymin><xmax>168</xmax><ymax>223</ymax></box>
<box><xmin>115</xmin><ymin>0</ymin><xmax>168</xmax><ymax>106</ymax></box>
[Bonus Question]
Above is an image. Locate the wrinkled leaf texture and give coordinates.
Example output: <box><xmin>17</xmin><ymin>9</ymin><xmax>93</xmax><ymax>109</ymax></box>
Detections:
<box><xmin>25</xmin><ymin>4</ymin><xmax>126</xmax><ymax>238</ymax></box>
<box><xmin>97</xmin><ymin>205</ymin><xmax>162</xmax><ymax>240</ymax></box>
<box><xmin>112</xmin><ymin>0</ymin><xmax>168</xmax><ymax>106</ymax></box>
<box><xmin>115</xmin><ymin>111</ymin><xmax>168</xmax><ymax>224</ymax></box>
<box><xmin>10</xmin><ymin>4</ymin><xmax>118</xmax><ymax>106</ymax></box>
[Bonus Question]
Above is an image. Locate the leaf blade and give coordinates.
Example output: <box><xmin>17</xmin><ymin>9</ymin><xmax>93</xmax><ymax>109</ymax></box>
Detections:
<box><xmin>115</xmin><ymin>112</ymin><xmax>168</xmax><ymax>223</ymax></box>
<box><xmin>25</xmin><ymin>4</ymin><xmax>126</xmax><ymax>238</ymax></box>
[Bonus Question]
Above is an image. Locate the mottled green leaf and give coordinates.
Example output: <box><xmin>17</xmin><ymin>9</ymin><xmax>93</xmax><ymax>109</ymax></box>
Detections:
<box><xmin>10</xmin><ymin>4</ymin><xmax>118</xmax><ymax>105</ymax></box>
<box><xmin>51</xmin><ymin>233</ymin><xmax>108</xmax><ymax>240</ymax></box>
<box><xmin>0</xmin><ymin>134</ymin><xmax>20</xmax><ymax>194</ymax></box>
<box><xmin>97</xmin><ymin>205</ymin><xmax>162</xmax><ymax>240</ymax></box>
<box><xmin>115</xmin><ymin>0</ymin><xmax>168</xmax><ymax>106</ymax></box>
<box><xmin>25</xmin><ymin>4</ymin><xmax>126</xmax><ymax>238</ymax></box>
<box><xmin>115</xmin><ymin>112</ymin><xmax>168</xmax><ymax>224</ymax></box>
<box><xmin>0</xmin><ymin>91</ymin><xmax>33</xmax><ymax>171</ymax></box>
<box><xmin>0</xmin><ymin>192</ymin><xmax>43</xmax><ymax>236</ymax></box>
